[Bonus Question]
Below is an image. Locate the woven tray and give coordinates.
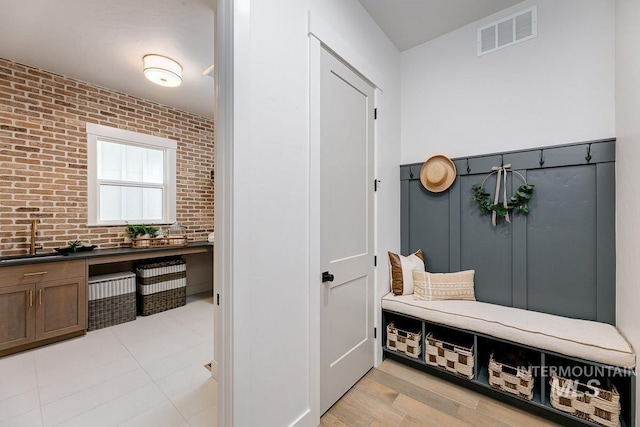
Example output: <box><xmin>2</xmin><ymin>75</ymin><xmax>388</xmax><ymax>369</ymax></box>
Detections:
<box><xmin>386</xmin><ymin>322</ymin><xmax>422</xmax><ymax>359</ymax></box>
<box><xmin>131</xmin><ymin>236</ymin><xmax>188</xmax><ymax>249</ymax></box>
<box><xmin>488</xmin><ymin>352</ymin><xmax>534</xmax><ymax>400</ymax></box>
<box><xmin>425</xmin><ymin>332</ymin><xmax>474</xmax><ymax>379</ymax></box>
<box><xmin>550</xmin><ymin>374</ymin><xmax>621</xmax><ymax>427</ymax></box>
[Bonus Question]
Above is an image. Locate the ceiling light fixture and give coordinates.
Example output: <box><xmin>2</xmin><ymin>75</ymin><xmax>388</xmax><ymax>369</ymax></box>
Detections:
<box><xmin>143</xmin><ymin>54</ymin><xmax>183</xmax><ymax>87</ymax></box>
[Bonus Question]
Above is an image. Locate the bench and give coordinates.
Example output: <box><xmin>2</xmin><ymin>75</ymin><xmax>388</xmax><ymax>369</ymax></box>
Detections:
<box><xmin>382</xmin><ymin>293</ymin><xmax>635</xmax><ymax>368</ymax></box>
<box><xmin>382</xmin><ymin>292</ymin><xmax>636</xmax><ymax>427</ymax></box>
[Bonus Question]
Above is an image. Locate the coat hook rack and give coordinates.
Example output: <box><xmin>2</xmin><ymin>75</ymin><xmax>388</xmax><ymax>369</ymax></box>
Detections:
<box><xmin>466</xmin><ymin>158</ymin><xmax>471</xmax><ymax>174</ymax></box>
<box><xmin>539</xmin><ymin>149</ymin><xmax>545</xmax><ymax>167</ymax></box>
<box><xmin>586</xmin><ymin>144</ymin><xmax>592</xmax><ymax>163</ymax></box>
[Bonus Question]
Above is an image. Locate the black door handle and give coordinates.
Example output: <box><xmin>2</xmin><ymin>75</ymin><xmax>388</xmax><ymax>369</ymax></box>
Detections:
<box><xmin>322</xmin><ymin>271</ymin><xmax>334</xmax><ymax>282</ymax></box>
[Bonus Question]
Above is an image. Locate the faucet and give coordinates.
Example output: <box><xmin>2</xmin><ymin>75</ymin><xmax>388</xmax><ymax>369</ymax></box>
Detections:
<box><xmin>29</xmin><ymin>219</ymin><xmax>43</xmax><ymax>255</ymax></box>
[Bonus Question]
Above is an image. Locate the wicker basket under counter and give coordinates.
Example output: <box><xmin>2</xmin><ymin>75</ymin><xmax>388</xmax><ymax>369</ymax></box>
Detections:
<box><xmin>136</xmin><ymin>258</ymin><xmax>186</xmax><ymax>316</ymax></box>
<box><xmin>386</xmin><ymin>322</ymin><xmax>422</xmax><ymax>359</ymax></box>
<box><xmin>488</xmin><ymin>352</ymin><xmax>534</xmax><ymax>400</ymax></box>
<box><xmin>88</xmin><ymin>272</ymin><xmax>137</xmax><ymax>331</ymax></box>
<box><xmin>550</xmin><ymin>374</ymin><xmax>621</xmax><ymax>427</ymax></box>
<box><xmin>425</xmin><ymin>332</ymin><xmax>474</xmax><ymax>379</ymax></box>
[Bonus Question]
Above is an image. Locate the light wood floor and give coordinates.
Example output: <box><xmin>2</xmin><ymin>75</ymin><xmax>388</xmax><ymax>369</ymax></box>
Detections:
<box><xmin>321</xmin><ymin>359</ymin><xmax>561</xmax><ymax>427</ymax></box>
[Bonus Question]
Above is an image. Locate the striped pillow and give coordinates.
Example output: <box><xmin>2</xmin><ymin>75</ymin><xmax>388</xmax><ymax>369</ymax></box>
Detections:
<box><xmin>388</xmin><ymin>249</ymin><xmax>425</xmax><ymax>295</ymax></box>
<box><xmin>413</xmin><ymin>270</ymin><xmax>476</xmax><ymax>301</ymax></box>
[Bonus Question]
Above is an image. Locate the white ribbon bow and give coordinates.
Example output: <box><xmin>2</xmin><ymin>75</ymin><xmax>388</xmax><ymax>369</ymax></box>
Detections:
<box><xmin>491</xmin><ymin>164</ymin><xmax>512</xmax><ymax>227</ymax></box>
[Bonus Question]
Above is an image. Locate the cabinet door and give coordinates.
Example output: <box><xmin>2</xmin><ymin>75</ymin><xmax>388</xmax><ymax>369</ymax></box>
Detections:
<box><xmin>36</xmin><ymin>276</ymin><xmax>86</xmax><ymax>341</ymax></box>
<box><xmin>0</xmin><ymin>284</ymin><xmax>36</xmax><ymax>351</ymax></box>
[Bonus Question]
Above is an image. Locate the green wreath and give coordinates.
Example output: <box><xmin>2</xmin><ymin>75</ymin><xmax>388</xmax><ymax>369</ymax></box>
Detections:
<box><xmin>471</xmin><ymin>171</ymin><xmax>534</xmax><ymax>218</ymax></box>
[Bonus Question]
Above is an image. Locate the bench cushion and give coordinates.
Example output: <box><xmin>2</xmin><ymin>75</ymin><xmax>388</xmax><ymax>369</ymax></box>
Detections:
<box><xmin>382</xmin><ymin>293</ymin><xmax>635</xmax><ymax>368</ymax></box>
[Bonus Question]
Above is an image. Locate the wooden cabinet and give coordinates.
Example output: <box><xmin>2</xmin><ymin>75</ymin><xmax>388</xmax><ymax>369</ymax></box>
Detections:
<box><xmin>0</xmin><ymin>260</ymin><xmax>86</xmax><ymax>355</ymax></box>
<box><xmin>0</xmin><ymin>284</ymin><xmax>36</xmax><ymax>351</ymax></box>
<box><xmin>36</xmin><ymin>276</ymin><xmax>86</xmax><ymax>341</ymax></box>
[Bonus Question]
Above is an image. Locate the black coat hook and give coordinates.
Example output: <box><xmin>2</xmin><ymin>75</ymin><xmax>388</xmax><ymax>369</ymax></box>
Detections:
<box><xmin>500</xmin><ymin>154</ymin><xmax>504</xmax><ymax>167</ymax></box>
<box><xmin>409</xmin><ymin>167</ymin><xmax>414</xmax><ymax>179</ymax></box>
<box><xmin>586</xmin><ymin>144</ymin><xmax>592</xmax><ymax>163</ymax></box>
<box><xmin>539</xmin><ymin>149</ymin><xmax>545</xmax><ymax>167</ymax></box>
<box><xmin>466</xmin><ymin>158</ymin><xmax>471</xmax><ymax>174</ymax></box>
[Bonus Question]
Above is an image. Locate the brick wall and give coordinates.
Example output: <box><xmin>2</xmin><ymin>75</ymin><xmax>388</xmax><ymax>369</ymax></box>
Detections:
<box><xmin>0</xmin><ymin>58</ymin><xmax>214</xmax><ymax>256</ymax></box>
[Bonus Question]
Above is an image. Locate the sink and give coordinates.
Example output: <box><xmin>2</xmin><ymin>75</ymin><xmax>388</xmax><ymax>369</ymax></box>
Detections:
<box><xmin>0</xmin><ymin>252</ymin><xmax>69</xmax><ymax>263</ymax></box>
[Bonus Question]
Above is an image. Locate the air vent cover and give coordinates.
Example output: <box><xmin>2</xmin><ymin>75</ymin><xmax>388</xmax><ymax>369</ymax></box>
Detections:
<box><xmin>478</xmin><ymin>5</ymin><xmax>537</xmax><ymax>56</ymax></box>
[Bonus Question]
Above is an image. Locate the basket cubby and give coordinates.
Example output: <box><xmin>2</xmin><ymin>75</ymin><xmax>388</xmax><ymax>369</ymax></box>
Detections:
<box><xmin>382</xmin><ymin>309</ymin><xmax>635</xmax><ymax>427</ymax></box>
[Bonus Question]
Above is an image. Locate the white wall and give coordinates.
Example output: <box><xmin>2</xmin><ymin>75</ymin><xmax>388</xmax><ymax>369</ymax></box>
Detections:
<box><xmin>615</xmin><ymin>0</ymin><xmax>640</xmax><ymax>420</ymax></box>
<box><xmin>397</xmin><ymin>0</ymin><xmax>637</xmax><ymax>421</ymax></box>
<box><xmin>227</xmin><ymin>1</ymin><xmax>400</xmax><ymax>425</ymax></box>
<box><xmin>401</xmin><ymin>0</ymin><xmax>615</xmax><ymax>163</ymax></box>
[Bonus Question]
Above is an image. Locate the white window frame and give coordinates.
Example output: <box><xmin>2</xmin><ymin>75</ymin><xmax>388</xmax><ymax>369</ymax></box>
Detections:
<box><xmin>87</xmin><ymin>123</ymin><xmax>177</xmax><ymax>227</ymax></box>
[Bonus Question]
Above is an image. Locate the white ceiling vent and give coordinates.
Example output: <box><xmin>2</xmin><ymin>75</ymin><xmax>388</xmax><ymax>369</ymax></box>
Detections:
<box><xmin>478</xmin><ymin>5</ymin><xmax>537</xmax><ymax>56</ymax></box>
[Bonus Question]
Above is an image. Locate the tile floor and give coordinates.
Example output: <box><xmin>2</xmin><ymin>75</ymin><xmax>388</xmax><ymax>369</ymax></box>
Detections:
<box><xmin>0</xmin><ymin>293</ymin><xmax>216</xmax><ymax>427</ymax></box>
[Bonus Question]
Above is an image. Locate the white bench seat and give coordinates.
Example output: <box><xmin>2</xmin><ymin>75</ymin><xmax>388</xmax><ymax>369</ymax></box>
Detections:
<box><xmin>382</xmin><ymin>293</ymin><xmax>635</xmax><ymax>369</ymax></box>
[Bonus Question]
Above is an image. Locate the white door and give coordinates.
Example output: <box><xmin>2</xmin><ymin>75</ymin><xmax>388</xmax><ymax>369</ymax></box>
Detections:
<box><xmin>320</xmin><ymin>47</ymin><xmax>375</xmax><ymax>414</ymax></box>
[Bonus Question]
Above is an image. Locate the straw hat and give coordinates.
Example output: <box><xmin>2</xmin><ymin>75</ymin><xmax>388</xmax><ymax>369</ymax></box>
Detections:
<box><xmin>420</xmin><ymin>155</ymin><xmax>457</xmax><ymax>192</ymax></box>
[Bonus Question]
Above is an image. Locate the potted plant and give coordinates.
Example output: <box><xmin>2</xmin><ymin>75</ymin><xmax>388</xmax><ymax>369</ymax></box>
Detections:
<box><xmin>125</xmin><ymin>223</ymin><xmax>145</xmax><ymax>239</ymax></box>
<box><xmin>143</xmin><ymin>225</ymin><xmax>158</xmax><ymax>237</ymax></box>
<box><xmin>123</xmin><ymin>223</ymin><xmax>158</xmax><ymax>246</ymax></box>
<box><xmin>54</xmin><ymin>239</ymin><xmax>96</xmax><ymax>253</ymax></box>
<box><xmin>66</xmin><ymin>240</ymin><xmax>84</xmax><ymax>252</ymax></box>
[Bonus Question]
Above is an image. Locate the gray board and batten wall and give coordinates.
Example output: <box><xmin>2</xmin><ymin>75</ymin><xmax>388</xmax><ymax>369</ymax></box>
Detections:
<box><xmin>400</xmin><ymin>138</ymin><xmax>615</xmax><ymax>324</ymax></box>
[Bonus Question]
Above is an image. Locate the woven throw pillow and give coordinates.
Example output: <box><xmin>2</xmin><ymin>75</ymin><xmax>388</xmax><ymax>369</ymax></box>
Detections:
<box><xmin>388</xmin><ymin>249</ymin><xmax>425</xmax><ymax>295</ymax></box>
<box><xmin>413</xmin><ymin>270</ymin><xmax>476</xmax><ymax>301</ymax></box>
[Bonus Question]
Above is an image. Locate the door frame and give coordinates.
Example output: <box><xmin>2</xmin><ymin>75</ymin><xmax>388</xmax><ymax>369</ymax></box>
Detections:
<box><xmin>215</xmin><ymin>0</ymin><xmax>236</xmax><ymax>426</ymax></box>
<box><xmin>309</xmin><ymin>12</ymin><xmax>382</xmax><ymax>420</ymax></box>
<box><xmin>216</xmin><ymin>6</ymin><xmax>385</xmax><ymax>425</ymax></box>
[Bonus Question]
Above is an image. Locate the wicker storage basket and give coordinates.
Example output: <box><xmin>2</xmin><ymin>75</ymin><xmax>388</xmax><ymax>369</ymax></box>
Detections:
<box><xmin>386</xmin><ymin>322</ymin><xmax>422</xmax><ymax>359</ymax></box>
<box><xmin>488</xmin><ymin>352</ymin><xmax>534</xmax><ymax>400</ymax></box>
<box><xmin>549</xmin><ymin>374</ymin><xmax>621</xmax><ymax>427</ymax></box>
<box><xmin>88</xmin><ymin>272</ymin><xmax>137</xmax><ymax>331</ymax></box>
<box><xmin>136</xmin><ymin>258</ymin><xmax>186</xmax><ymax>316</ymax></box>
<box><xmin>425</xmin><ymin>332</ymin><xmax>474</xmax><ymax>379</ymax></box>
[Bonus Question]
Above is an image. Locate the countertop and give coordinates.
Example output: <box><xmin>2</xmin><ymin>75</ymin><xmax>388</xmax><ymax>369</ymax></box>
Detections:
<box><xmin>0</xmin><ymin>241</ymin><xmax>213</xmax><ymax>267</ymax></box>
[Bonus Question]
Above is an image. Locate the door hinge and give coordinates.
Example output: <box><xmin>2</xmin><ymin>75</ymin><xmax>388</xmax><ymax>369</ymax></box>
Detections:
<box><xmin>374</xmin><ymin>255</ymin><xmax>377</xmax><ymax>266</ymax></box>
<box><xmin>374</xmin><ymin>327</ymin><xmax>377</xmax><ymax>339</ymax></box>
<box><xmin>374</xmin><ymin>179</ymin><xmax>380</xmax><ymax>192</ymax></box>
<box><xmin>374</xmin><ymin>108</ymin><xmax>377</xmax><ymax>120</ymax></box>
<box><xmin>216</xmin><ymin>293</ymin><xmax>220</xmax><ymax>306</ymax></box>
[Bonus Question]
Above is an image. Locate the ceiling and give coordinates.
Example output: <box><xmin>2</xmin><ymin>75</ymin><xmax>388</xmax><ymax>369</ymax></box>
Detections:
<box><xmin>0</xmin><ymin>0</ymin><xmax>215</xmax><ymax>119</ymax></box>
<box><xmin>0</xmin><ymin>1</ymin><xmax>523</xmax><ymax>119</ymax></box>
<box><xmin>358</xmin><ymin>0</ymin><xmax>525</xmax><ymax>51</ymax></box>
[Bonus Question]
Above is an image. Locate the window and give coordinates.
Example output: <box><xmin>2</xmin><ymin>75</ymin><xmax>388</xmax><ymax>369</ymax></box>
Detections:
<box><xmin>87</xmin><ymin>123</ymin><xmax>177</xmax><ymax>226</ymax></box>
